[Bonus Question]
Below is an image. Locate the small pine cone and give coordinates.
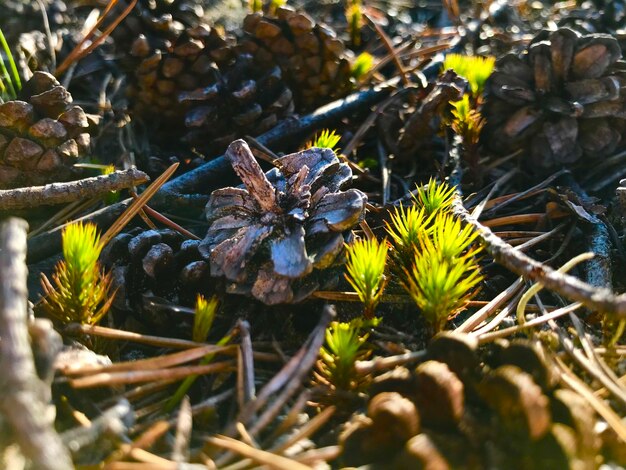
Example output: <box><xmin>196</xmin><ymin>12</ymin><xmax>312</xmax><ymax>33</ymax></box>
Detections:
<box><xmin>127</xmin><ymin>24</ymin><xmax>233</xmax><ymax>131</ymax></box>
<box><xmin>101</xmin><ymin>228</ymin><xmax>211</xmax><ymax>316</ymax></box>
<box><xmin>180</xmin><ymin>53</ymin><xmax>295</xmax><ymax>153</ymax></box>
<box><xmin>199</xmin><ymin>140</ymin><xmax>367</xmax><ymax>305</ymax></box>
<box><xmin>483</xmin><ymin>28</ymin><xmax>626</xmax><ymax>172</ymax></box>
<box><xmin>108</xmin><ymin>0</ymin><xmax>206</xmax><ymax>67</ymax></box>
<box><xmin>239</xmin><ymin>6</ymin><xmax>353</xmax><ymax>109</ymax></box>
<box><xmin>0</xmin><ymin>71</ymin><xmax>92</xmax><ymax>188</ymax></box>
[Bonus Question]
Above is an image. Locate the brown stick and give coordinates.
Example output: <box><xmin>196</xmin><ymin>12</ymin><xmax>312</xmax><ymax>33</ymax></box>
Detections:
<box><xmin>0</xmin><ymin>168</ymin><xmax>149</xmax><ymax>210</ymax></box>
<box><xmin>0</xmin><ymin>218</ymin><xmax>73</xmax><ymax>470</ymax></box>
<box><xmin>452</xmin><ymin>196</ymin><xmax>626</xmax><ymax>319</ymax></box>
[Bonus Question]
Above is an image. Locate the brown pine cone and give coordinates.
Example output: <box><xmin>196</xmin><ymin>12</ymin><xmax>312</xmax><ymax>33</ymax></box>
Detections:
<box><xmin>378</xmin><ymin>70</ymin><xmax>467</xmax><ymax>163</ymax></box>
<box><xmin>0</xmin><ymin>72</ymin><xmax>92</xmax><ymax>189</ymax></box>
<box><xmin>180</xmin><ymin>53</ymin><xmax>294</xmax><ymax>153</ymax></box>
<box><xmin>340</xmin><ymin>333</ymin><xmax>599</xmax><ymax>469</ymax></box>
<box><xmin>199</xmin><ymin>140</ymin><xmax>367</xmax><ymax>305</ymax></box>
<box><xmin>108</xmin><ymin>0</ymin><xmax>206</xmax><ymax>67</ymax></box>
<box><xmin>127</xmin><ymin>24</ymin><xmax>233</xmax><ymax>129</ymax></box>
<box><xmin>101</xmin><ymin>228</ymin><xmax>211</xmax><ymax>322</ymax></box>
<box><xmin>239</xmin><ymin>6</ymin><xmax>353</xmax><ymax>109</ymax></box>
<box><xmin>483</xmin><ymin>28</ymin><xmax>626</xmax><ymax>172</ymax></box>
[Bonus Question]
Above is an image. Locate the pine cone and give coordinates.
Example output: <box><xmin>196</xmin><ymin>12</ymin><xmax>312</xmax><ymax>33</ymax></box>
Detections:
<box><xmin>127</xmin><ymin>24</ymin><xmax>233</xmax><ymax>127</ymax></box>
<box><xmin>340</xmin><ymin>332</ymin><xmax>599</xmax><ymax>469</ymax></box>
<box><xmin>180</xmin><ymin>53</ymin><xmax>294</xmax><ymax>153</ymax></box>
<box><xmin>0</xmin><ymin>72</ymin><xmax>92</xmax><ymax>188</ymax></box>
<box><xmin>239</xmin><ymin>6</ymin><xmax>353</xmax><ymax>109</ymax></box>
<box><xmin>483</xmin><ymin>28</ymin><xmax>626</xmax><ymax>172</ymax></box>
<box><xmin>101</xmin><ymin>228</ymin><xmax>211</xmax><ymax>320</ymax></box>
<box><xmin>199</xmin><ymin>140</ymin><xmax>367</xmax><ymax>305</ymax></box>
<box><xmin>109</xmin><ymin>0</ymin><xmax>205</xmax><ymax>65</ymax></box>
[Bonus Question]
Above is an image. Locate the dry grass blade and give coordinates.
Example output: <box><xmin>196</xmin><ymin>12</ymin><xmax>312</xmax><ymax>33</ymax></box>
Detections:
<box><xmin>28</xmin><ymin>197</ymin><xmax>100</xmax><ymax>239</ymax></box>
<box><xmin>60</xmin><ymin>344</ymin><xmax>235</xmax><ymax>375</ymax></box>
<box><xmin>456</xmin><ymin>278</ymin><xmax>524</xmax><ymax>333</ymax></box>
<box><xmin>271</xmin><ymin>406</ymin><xmax>336</xmax><ymax>453</ymax></box>
<box><xmin>470</xmin><ymin>296</ymin><xmax>520</xmax><ymax>336</ymax></box>
<box><xmin>555</xmin><ymin>356</ymin><xmax>626</xmax><ymax>443</ymax></box>
<box><xmin>512</xmin><ymin>223</ymin><xmax>566</xmax><ymax>252</ymax></box>
<box><xmin>64</xmin><ymin>322</ymin><xmax>209</xmax><ymax>349</ymax></box>
<box><xmin>55</xmin><ymin>0</ymin><xmax>138</xmax><ymax>76</ymax></box>
<box><xmin>172</xmin><ymin>397</ymin><xmax>192</xmax><ymax>463</ymax></box>
<box><xmin>481</xmin><ymin>212</ymin><xmax>568</xmax><ymax>228</ymax></box>
<box><xmin>477</xmin><ymin>302</ymin><xmax>584</xmax><ymax>343</ymax></box>
<box><xmin>103</xmin><ymin>420</ymin><xmax>170</xmax><ymax>465</ymax></box>
<box><xmin>104</xmin><ymin>462</ymin><xmax>177</xmax><ymax>470</ymax></box>
<box><xmin>101</xmin><ymin>162</ymin><xmax>179</xmax><ymax>247</ymax></box>
<box><xmin>293</xmin><ymin>446</ymin><xmax>341</xmax><ymax>465</ymax></box>
<box><xmin>363</xmin><ymin>13</ymin><xmax>410</xmax><ymax>87</ymax></box>
<box><xmin>208</xmin><ymin>435</ymin><xmax>313</xmax><ymax>470</ymax></box>
<box><xmin>69</xmin><ymin>361</ymin><xmax>235</xmax><ymax>388</ymax></box>
<box><xmin>132</xmin><ymin>200</ymin><xmax>201</xmax><ymax>240</ymax></box>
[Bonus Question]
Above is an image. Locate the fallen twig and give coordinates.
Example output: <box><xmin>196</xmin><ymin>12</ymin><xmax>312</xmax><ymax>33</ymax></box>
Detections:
<box><xmin>0</xmin><ymin>168</ymin><xmax>148</xmax><ymax>210</ymax></box>
<box><xmin>0</xmin><ymin>218</ymin><xmax>73</xmax><ymax>470</ymax></box>
<box><xmin>452</xmin><ymin>195</ymin><xmax>626</xmax><ymax>319</ymax></box>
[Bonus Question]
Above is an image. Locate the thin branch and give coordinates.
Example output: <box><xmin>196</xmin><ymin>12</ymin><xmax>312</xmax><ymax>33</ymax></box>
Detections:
<box><xmin>0</xmin><ymin>168</ymin><xmax>148</xmax><ymax>210</ymax></box>
<box><xmin>0</xmin><ymin>218</ymin><xmax>73</xmax><ymax>470</ymax></box>
<box><xmin>452</xmin><ymin>195</ymin><xmax>626</xmax><ymax>319</ymax></box>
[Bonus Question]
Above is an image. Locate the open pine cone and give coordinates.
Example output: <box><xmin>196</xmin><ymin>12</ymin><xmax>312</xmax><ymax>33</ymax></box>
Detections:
<box><xmin>0</xmin><ymin>71</ymin><xmax>92</xmax><ymax>188</ymax></box>
<box><xmin>127</xmin><ymin>23</ymin><xmax>294</xmax><ymax>156</ymax></box>
<box><xmin>483</xmin><ymin>28</ymin><xmax>626</xmax><ymax>172</ymax></box>
<box><xmin>199</xmin><ymin>140</ymin><xmax>367</xmax><ymax>305</ymax></box>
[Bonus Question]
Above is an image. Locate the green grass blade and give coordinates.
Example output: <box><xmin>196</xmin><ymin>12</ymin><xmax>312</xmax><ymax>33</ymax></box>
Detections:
<box><xmin>163</xmin><ymin>333</ymin><xmax>233</xmax><ymax>413</ymax></box>
<box><xmin>0</xmin><ymin>52</ymin><xmax>15</xmax><ymax>101</ymax></box>
<box><xmin>0</xmin><ymin>28</ymin><xmax>21</xmax><ymax>94</ymax></box>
